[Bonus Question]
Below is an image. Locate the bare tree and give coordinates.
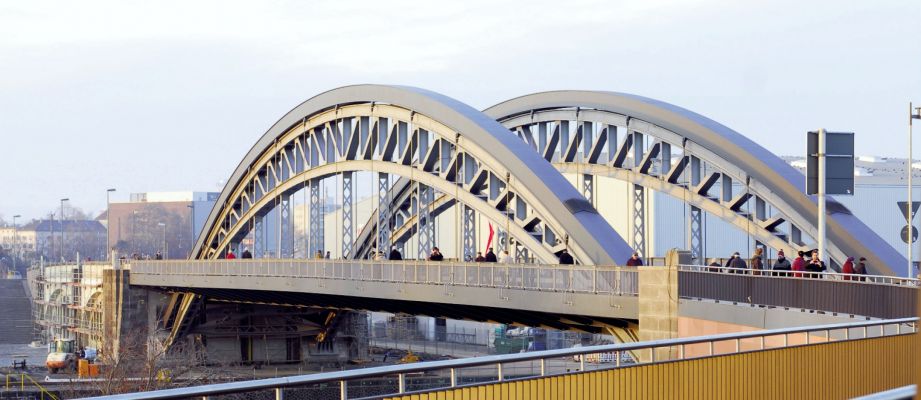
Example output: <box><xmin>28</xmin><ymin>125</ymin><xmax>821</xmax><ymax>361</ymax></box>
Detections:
<box><xmin>89</xmin><ymin>327</ymin><xmax>230</xmax><ymax>396</ymax></box>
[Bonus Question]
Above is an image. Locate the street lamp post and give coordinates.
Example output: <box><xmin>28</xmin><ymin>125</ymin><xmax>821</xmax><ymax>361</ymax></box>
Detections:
<box><xmin>60</xmin><ymin>198</ymin><xmax>69</xmax><ymax>262</ymax></box>
<box><xmin>106</xmin><ymin>188</ymin><xmax>116</xmax><ymax>260</ymax></box>
<box><xmin>157</xmin><ymin>222</ymin><xmax>167</xmax><ymax>259</ymax></box>
<box><xmin>911</xmin><ymin>103</ymin><xmax>921</xmax><ymax>278</ymax></box>
<box><xmin>12</xmin><ymin>214</ymin><xmax>20</xmax><ymax>274</ymax></box>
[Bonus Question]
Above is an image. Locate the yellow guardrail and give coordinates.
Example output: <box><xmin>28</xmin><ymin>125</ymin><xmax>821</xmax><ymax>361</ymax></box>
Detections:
<box><xmin>3</xmin><ymin>373</ymin><xmax>59</xmax><ymax>400</ymax></box>
<box><xmin>383</xmin><ymin>334</ymin><xmax>916</xmax><ymax>400</ymax></box>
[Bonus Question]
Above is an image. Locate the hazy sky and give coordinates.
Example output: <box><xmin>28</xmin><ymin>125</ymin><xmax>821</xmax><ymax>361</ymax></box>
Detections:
<box><xmin>1</xmin><ymin>0</ymin><xmax>919</xmax><ymax>220</ymax></box>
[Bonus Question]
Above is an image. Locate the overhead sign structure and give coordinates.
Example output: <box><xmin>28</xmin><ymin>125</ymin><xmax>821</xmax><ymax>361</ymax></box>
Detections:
<box><xmin>806</xmin><ymin>130</ymin><xmax>855</xmax><ymax>195</ymax></box>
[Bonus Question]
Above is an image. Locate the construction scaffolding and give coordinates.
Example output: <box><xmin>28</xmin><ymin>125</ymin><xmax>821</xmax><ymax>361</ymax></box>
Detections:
<box><xmin>27</xmin><ymin>260</ymin><xmax>107</xmax><ymax>349</ymax></box>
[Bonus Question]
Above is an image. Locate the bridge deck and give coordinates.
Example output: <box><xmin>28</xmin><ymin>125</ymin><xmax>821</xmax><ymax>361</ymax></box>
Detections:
<box><xmin>129</xmin><ymin>260</ymin><xmax>640</xmax><ymax>331</ymax></box>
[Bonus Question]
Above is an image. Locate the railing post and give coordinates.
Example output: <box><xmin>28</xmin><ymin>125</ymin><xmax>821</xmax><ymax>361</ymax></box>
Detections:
<box><xmin>679</xmin><ymin>344</ymin><xmax>684</xmax><ymax>359</ymax></box>
<box><xmin>592</xmin><ymin>269</ymin><xmax>597</xmax><ymax>293</ymax></box>
<box><xmin>580</xmin><ymin>355</ymin><xmax>585</xmax><ymax>371</ymax></box>
<box><xmin>450</xmin><ymin>368</ymin><xmax>457</xmax><ymax>387</ymax></box>
<box><xmin>540</xmin><ymin>358</ymin><xmax>547</xmax><ymax>376</ymax></box>
<box><xmin>708</xmin><ymin>341</ymin><xmax>714</xmax><ymax>356</ymax></box>
<box><xmin>398</xmin><ymin>373</ymin><xmax>405</xmax><ymax>393</ymax></box>
<box><xmin>615</xmin><ymin>351</ymin><xmax>621</xmax><ymax>367</ymax></box>
<box><xmin>339</xmin><ymin>380</ymin><xmax>347</xmax><ymax>400</ymax></box>
<box><xmin>497</xmin><ymin>363</ymin><xmax>503</xmax><ymax>382</ymax></box>
<box><xmin>276</xmin><ymin>387</ymin><xmax>284</xmax><ymax>400</ymax></box>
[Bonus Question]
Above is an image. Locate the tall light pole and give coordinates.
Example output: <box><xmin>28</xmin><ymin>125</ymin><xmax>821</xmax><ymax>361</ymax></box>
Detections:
<box><xmin>157</xmin><ymin>222</ymin><xmax>167</xmax><ymax>259</ymax></box>
<box><xmin>911</xmin><ymin>103</ymin><xmax>921</xmax><ymax>278</ymax></box>
<box><xmin>187</xmin><ymin>204</ymin><xmax>195</xmax><ymax>258</ymax></box>
<box><xmin>106</xmin><ymin>188</ymin><xmax>116</xmax><ymax>260</ymax></box>
<box><xmin>60</xmin><ymin>198</ymin><xmax>69</xmax><ymax>262</ymax></box>
<box><xmin>12</xmin><ymin>215</ymin><xmax>20</xmax><ymax>273</ymax></box>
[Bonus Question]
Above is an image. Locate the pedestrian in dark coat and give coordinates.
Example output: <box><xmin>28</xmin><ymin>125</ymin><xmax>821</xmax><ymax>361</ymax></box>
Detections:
<box><xmin>558</xmin><ymin>249</ymin><xmax>574</xmax><ymax>265</ymax></box>
<box><xmin>484</xmin><ymin>248</ymin><xmax>498</xmax><ymax>262</ymax></box>
<box><xmin>389</xmin><ymin>248</ymin><xmax>403</xmax><ymax>261</ymax></box>
<box><xmin>729</xmin><ymin>252</ymin><xmax>747</xmax><ymax>273</ymax></box>
<box><xmin>855</xmin><ymin>257</ymin><xmax>868</xmax><ymax>281</ymax></box>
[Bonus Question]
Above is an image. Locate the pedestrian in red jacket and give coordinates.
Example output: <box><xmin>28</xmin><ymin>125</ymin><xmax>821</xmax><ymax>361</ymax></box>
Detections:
<box><xmin>841</xmin><ymin>256</ymin><xmax>855</xmax><ymax>280</ymax></box>
<box><xmin>791</xmin><ymin>251</ymin><xmax>806</xmax><ymax>278</ymax></box>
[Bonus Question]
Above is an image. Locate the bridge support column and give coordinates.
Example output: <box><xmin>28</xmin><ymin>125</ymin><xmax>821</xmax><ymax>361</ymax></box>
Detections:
<box><xmin>417</xmin><ymin>184</ymin><xmax>434</xmax><ymax>259</ymax></box>
<box><xmin>342</xmin><ymin>172</ymin><xmax>354</xmax><ymax>259</ymax></box>
<box><xmin>309</xmin><ymin>179</ymin><xmax>324</xmax><ymax>257</ymax></box>
<box><xmin>632</xmin><ymin>184</ymin><xmax>646</xmax><ymax>257</ymax></box>
<box><xmin>689</xmin><ymin>206</ymin><xmax>703</xmax><ymax>264</ymax></box>
<box><xmin>254</xmin><ymin>216</ymin><xmax>264</xmax><ymax>258</ymax></box>
<box><xmin>378</xmin><ymin>173</ymin><xmax>391</xmax><ymax>256</ymax></box>
<box><xmin>279</xmin><ymin>194</ymin><xmax>292</xmax><ymax>258</ymax></box>
<box><xmin>102</xmin><ymin>269</ymin><xmax>162</xmax><ymax>362</ymax></box>
<box><xmin>637</xmin><ymin>249</ymin><xmax>684</xmax><ymax>362</ymax></box>
<box><xmin>462</xmin><ymin>205</ymin><xmax>475</xmax><ymax>261</ymax></box>
<box><xmin>582</xmin><ymin>174</ymin><xmax>594</xmax><ymax>206</ymax></box>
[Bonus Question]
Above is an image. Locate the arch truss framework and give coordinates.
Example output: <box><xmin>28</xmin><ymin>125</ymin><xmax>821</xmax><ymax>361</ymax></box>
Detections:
<box><xmin>195</xmin><ymin>92</ymin><xmax>630</xmax><ymax>266</ymax></box>
<box><xmin>193</xmin><ymin>86</ymin><xmax>904</xmax><ymax>277</ymax></box>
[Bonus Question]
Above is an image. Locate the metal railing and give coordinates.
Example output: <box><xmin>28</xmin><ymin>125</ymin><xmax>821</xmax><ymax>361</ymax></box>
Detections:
<box><xmin>129</xmin><ymin>259</ymin><xmax>640</xmax><ymax>296</ymax></box>
<box><xmin>79</xmin><ymin>317</ymin><xmax>917</xmax><ymax>400</ymax></box>
<box><xmin>678</xmin><ymin>265</ymin><xmax>919</xmax><ymax>318</ymax></box>
<box><xmin>3</xmin><ymin>373</ymin><xmax>59</xmax><ymax>400</ymax></box>
<box><xmin>679</xmin><ymin>264</ymin><xmax>921</xmax><ymax>287</ymax></box>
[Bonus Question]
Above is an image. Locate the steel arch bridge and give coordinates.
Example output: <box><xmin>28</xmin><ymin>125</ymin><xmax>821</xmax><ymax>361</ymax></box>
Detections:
<box><xmin>483</xmin><ymin>91</ymin><xmax>903</xmax><ymax>275</ymax></box>
<box><xmin>192</xmin><ymin>86</ymin><xmax>903</xmax><ymax>275</ymax></box>
<box><xmin>192</xmin><ymin>85</ymin><xmax>633</xmax><ymax>266</ymax></box>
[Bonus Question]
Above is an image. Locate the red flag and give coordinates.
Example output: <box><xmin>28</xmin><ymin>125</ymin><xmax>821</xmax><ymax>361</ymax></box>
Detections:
<box><xmin>485</xmin><ymin>223</ymin><xmax>495</xmax><ymax>252</ymax></box>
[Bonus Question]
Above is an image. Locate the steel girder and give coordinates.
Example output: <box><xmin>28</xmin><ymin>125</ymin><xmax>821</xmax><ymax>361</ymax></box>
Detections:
<box><xmin>193</xmin><ymin>86</ymin><xmax>631</xmax><ymax>265</ymax></box>
<box><xmin>485</xmin><ymin>93</ymin><xmax>905</xmax><ymax>275</ymax></box>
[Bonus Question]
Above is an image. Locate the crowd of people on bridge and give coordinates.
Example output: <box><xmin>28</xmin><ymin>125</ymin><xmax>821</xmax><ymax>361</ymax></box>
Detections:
<box><xmin>213</xmin><ymin>242</ymin><xmax>871</xmax><ymax>281</ymax></box>
<box><xmin>705</xmin><ymin>247</ymin><xmax>870</xmax><ymax>279</ymax></box>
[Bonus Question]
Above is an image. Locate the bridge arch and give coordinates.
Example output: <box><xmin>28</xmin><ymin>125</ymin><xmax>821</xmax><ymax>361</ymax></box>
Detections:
<box><xmin>193</xmin><ymin>85</ymin><xmax>634</xmax><ymax>265</ymax></box>
<box><xmin>484</xmin><ymin>91</ymin><xmax>904</xmax><ymax>275</ymax></box>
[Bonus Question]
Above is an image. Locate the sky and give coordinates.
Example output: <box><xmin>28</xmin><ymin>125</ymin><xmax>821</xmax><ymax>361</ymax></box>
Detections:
<box><xmin>0</xmin><ymin>0</ymin><xmax>919</xmax><ymax>221</ymax></box>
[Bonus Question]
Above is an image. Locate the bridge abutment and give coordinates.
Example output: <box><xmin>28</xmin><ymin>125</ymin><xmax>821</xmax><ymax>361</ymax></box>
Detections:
<box><xmin>637</xmin><ymin>249</ymin><xmax>686</xmax><ymax>361</ymax></box>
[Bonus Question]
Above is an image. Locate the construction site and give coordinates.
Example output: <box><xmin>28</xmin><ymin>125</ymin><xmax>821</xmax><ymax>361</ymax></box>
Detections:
<box><xmin>28</xmin><ymin>261</ymin><xmax>106</xmax><ymax>350</ymax></box>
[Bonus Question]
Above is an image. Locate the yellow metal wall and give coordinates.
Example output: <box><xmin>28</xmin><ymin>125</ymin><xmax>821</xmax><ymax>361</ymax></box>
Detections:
<box><xmin>385</xmin><ymin>335</ymin><xmax>915</xmax><ymax>400</ymax></box>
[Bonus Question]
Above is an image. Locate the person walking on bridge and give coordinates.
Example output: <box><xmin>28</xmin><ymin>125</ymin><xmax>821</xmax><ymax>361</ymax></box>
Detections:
<box><xmin>625</xmin><ymin>252</ymin><xmax>643</xmax><ymax>267</ymax></box>
<box><xmin>474</xmin><ymin>252</ymin><xmax>485</xmax><ymax>262</ymax></box>
<box><xmin>485</xmin><ymin>248</ymin><xmax>498</xmax><ymax>262</ymax></box>
<box><xmin>729</xmin><ymin>252</ymin><xmax>747</xmax><ymax>273</ymax></box>
<box><xmin>500</xmin><ymin>251</ymin><xmax>513</xmax><ymax>263</ymax></box>
<box><xmin>772</xmin><ymin>250</ymin><xmax>791</xmax><ymax>276</ymax></box>
<box><xmin>805</xmin><ymin>250</ymin><xmax>826</xmax><ymax>277</ymax></box>
<box><xmin>750</xmin><ymin>247</ymin><xmax>764</xmax><ymax>275</ymax></box>
<box><xmin>792</xmin><ymin>251</ymin><xmax>806</xmax><ymax>278</ymax></box>
<box><xmin>558</xmin><ymin>249</ymin><xmax>574</xmax><ymax>265</ymax></box>
<box><xmin>841</xmin><ymin>256</ymin><xmax>856</xmax><ymax>280</ymax></box>
<box><xmin>226</xmin><ymin>250</ymin><xmax>236</xmax><ymax>260</ymax></box>
<box><xmin>389</xmin><ymin>247</ymin><xmax>403</xmax><ymax>261</ymax></box>
<box><xmin>854</xmin><ymin>257</ymin><xmax>868</xmax><ymax>281</ymax></box>
<box><xmin>241</xmin><ymin>248</ymin><xmax>253</xmax><ymax>259</ymax></box>
<box><xmin>428</xmin><ymin>247</ymin><xmax>444</xmax><ymax>261</ymax></box>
